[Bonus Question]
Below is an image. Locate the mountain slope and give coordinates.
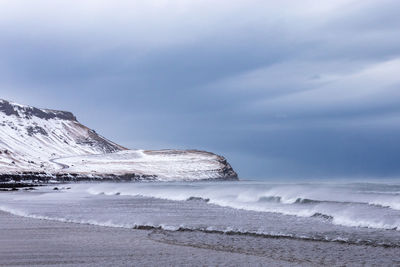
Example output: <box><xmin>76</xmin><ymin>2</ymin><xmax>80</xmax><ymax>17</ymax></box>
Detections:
<box><xmin>0</xmin><ymin>99</ymin><xmax>238</xmax><ymax>181</ymax></box>
<box><xmin>0</xmin><ymin>99</ymin><xmax>125</xmax><ymax>173</ymax></box>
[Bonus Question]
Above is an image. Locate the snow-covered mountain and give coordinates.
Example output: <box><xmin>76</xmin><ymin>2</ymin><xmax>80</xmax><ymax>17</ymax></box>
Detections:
<box><xmin>0</xmin><ymin>99</ymin><xmax>237</xmax><ymax>181</ymax></box>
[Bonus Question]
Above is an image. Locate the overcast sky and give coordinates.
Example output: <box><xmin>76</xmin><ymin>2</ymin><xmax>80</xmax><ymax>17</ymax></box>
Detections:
<box><xmin>1</xmin><ymin>0</ymin><xmax>400</xmax><ymax>179</ymax></box>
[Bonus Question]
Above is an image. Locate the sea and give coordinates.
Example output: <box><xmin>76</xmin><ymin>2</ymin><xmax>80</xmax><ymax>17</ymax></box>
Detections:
<box><xmin>1</xmin><ymin>180</ymin><xmax>400</xmax><ymax>265</ymax></box>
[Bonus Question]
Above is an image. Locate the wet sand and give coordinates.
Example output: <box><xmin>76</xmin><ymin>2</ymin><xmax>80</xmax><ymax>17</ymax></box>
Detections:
<box><xmin>0</xmin><ymin>211</ymin><xmax>281</xmax><ymax>266</ymax></box>
<box><xmin>1</xmin><ymin>211</ymin><xmax>399</xmax><ymax>266</ymax></box>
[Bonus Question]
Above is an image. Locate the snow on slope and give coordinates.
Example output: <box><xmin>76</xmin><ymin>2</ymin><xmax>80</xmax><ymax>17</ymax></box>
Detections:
<box><xmin>0</xmin><ymin>99</ymin><xmax>125</xmax><ymax>173</ymax></box>
<box><xmin>53</xmin><ymin>150</ymin><xmax>235</xmax><ymax>180</ymax></box>
<box><xmin>0</xmin><ymin>99</ymin><xmax>238</xmax><ymax>181</ymax></box>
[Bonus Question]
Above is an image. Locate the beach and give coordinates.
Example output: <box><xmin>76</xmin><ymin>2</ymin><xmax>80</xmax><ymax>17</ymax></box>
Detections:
<box><xmin>0</xmin><ymin>211</ymin><xmax>277</xmax><ymax>266</ymax></box>
<box><xmin>1</xmin><ymin>181</ymin><xmax>400</xmax><ymax>266</ymax></box>
<box><xmin>1</xmin><ymin>211</ymin><xmax>399</xmax><ymax>266</ymax></box>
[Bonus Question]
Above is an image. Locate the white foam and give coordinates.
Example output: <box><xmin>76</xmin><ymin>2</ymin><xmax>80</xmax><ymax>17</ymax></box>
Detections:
<box><xmin>84</xmin><ymin>182</ymin><xmax>400</xmax><ymax>231</ymax></box>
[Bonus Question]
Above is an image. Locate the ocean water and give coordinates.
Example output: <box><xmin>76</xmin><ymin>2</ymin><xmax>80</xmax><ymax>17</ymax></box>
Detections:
<box><xmin>1</xmin><ymin>181</ymin><xmax>400</xmax><ymax>248</ymax></box>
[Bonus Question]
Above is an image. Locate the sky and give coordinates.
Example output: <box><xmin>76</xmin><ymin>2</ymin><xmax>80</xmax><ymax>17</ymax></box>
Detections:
<box><xmin>1</xmin><ymin>0</ymin><xmax>400</xmax><ymax>179</ymax></box>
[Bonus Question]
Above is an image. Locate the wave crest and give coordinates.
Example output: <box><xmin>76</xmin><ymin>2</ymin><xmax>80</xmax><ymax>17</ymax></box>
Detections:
<box><xmin>1</xmin><ymin>205</ymin><xmax>397</xmax><ymax>248</ymax></box>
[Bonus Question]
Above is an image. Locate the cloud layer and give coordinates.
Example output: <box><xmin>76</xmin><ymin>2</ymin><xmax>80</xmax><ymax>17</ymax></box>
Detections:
<box><xmin>1</xmin><ymin>0</ymin><xmax>400</xmax><ymax>179</ymax></box>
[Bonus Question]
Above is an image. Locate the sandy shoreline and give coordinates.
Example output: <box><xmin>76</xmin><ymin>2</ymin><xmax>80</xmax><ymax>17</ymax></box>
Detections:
<box><xmin>1</xmin><ymin>210</ymin><xmax>400</xmax><ymax>266</ymax></box>
<box><xmin>0</xmin><ymin>211</ymin><xmax>279</xmax><ymax>266</ymax></box>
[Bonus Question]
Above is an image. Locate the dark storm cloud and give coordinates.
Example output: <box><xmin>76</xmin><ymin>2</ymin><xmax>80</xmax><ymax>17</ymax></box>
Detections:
<box><xmin>1</xmin><ymin>0</ymin><xmax>400</xmax><ymax>179</ymax></box>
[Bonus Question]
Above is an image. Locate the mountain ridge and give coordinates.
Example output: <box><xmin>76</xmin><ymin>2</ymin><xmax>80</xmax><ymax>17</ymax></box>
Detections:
<box><xmin>0</xmin><ymin>99</ymin><xmax>238</xmax><ymax>182</ymax></box>
<box><xmin>0</xmin><ymin>99</ymin><xmax>77</xmax><ymax>121</ymax></box>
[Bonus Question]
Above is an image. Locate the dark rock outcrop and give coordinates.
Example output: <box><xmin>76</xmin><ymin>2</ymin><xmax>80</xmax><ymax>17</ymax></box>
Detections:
<box><xmin>0</xmin><ymin>99</ymin><xmax>76</xmax><ymax>121</ymax></box>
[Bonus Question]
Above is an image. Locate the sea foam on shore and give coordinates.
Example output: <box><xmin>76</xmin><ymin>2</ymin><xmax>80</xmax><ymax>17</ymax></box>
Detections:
<box><xmin>1</xmin><ymin>181</ymin><xmax>400</xmax><ymax>266</ymax></box>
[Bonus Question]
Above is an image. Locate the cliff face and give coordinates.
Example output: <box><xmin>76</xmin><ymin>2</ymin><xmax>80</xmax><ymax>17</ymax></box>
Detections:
<box><xmin>0</xmin><ymin>99</ymin><xmax>77</xmax><ymax>120</ymax></box>
<box><xmin>0</xmin><ymin>99</ymin><xmax>238</xmax><ymax>181</ymax></box>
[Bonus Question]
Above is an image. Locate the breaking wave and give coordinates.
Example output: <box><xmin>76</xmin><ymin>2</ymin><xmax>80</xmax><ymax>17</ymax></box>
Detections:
<box><xmin>1</xmin><ymin>181</ymin><xmax>400</xmax><ymax>250</ymax></box>
<box><xmin>86</xmin><ymin>182</ymin><xmax>400</xmax><ymax>231</ymax></box>
<box><xmin>0</xmin><ymin>205</ymin><xmax>397</xmax><ymax>248</ymax></box>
